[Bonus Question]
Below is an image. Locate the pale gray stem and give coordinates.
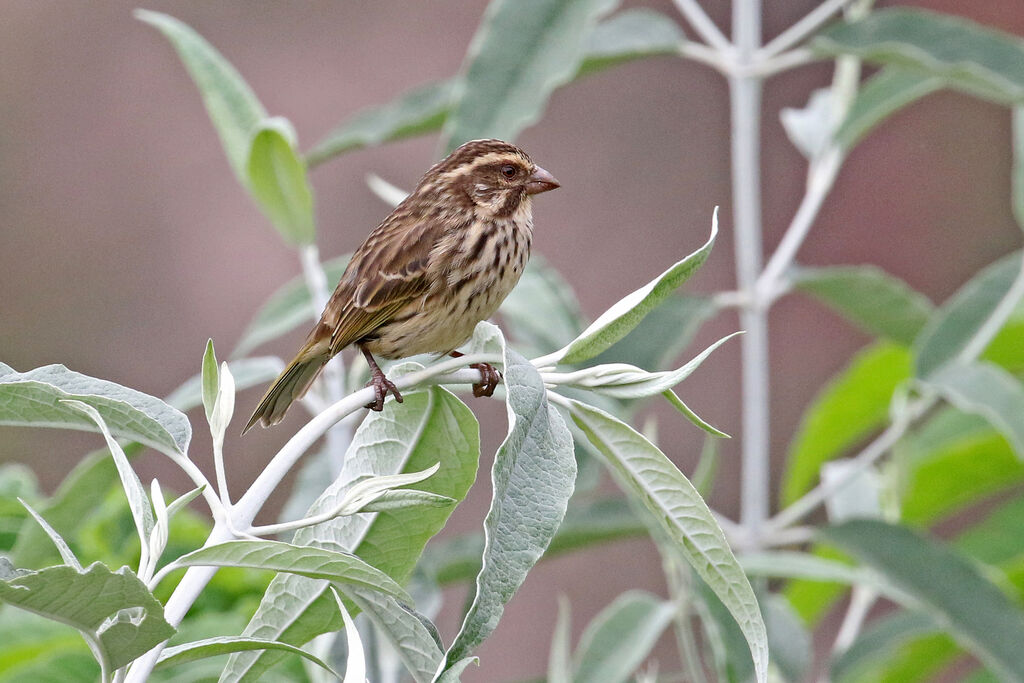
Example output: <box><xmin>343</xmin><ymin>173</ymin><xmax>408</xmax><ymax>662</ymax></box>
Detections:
<box><xmin>671</xmin><ymin>0</ymin><xmax>732</xmax><ymax>51</ymax></box>
<box><xmin>730</xmin><ymin>0</ymin><xmax>769</xmax><ymax>544</ymax></box>
<box><xmin>758</xmin><ymin>0</ymin><xmax>853</xmax><ymax>58</ymax></box>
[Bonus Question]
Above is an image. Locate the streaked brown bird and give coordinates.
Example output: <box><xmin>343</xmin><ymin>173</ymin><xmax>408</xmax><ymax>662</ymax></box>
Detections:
<box><xmin>243</xmin><ymin>139</ymin><xmax>560</xmax><ymax>433</ymax></box>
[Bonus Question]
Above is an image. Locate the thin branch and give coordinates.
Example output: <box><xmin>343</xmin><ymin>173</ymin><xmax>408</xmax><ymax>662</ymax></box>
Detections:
<box><xmin>752</xmin><ymin>47</ymin><xmax>819</xmax><ymax>78</ymax></box>
<box><xmin>957</xmin><ymin>249</ymin><xmax>1024</xmax><ymax>364</ymax></box>
<box><xmin>756</xmin><ymin>146</ymin><xmax>843</xmax><ymax>303</ymax></box>
<box><xmin>678</xmin><ymin>41</ymin><xmax>732</xmax><ymax>74</ymax></box>
<box><xmin>766</xmin><ymin>395</ymin><xmax>932</xmax><ymax>532</ymax></box>
<box><xmin>758</xmin><ymin>0</ymin><xmax>853</xmax><ymax>59</ymax></box>
<box><xmin>671</xmin><ymin>0</ymin><xmax>732</xmax><ymax>52</ymax></box>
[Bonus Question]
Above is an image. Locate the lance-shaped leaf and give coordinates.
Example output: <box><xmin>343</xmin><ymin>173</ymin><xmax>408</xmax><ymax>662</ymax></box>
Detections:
<box><xmin>556</xmin><ymin>332</ymin><xmax>739</xmax><ymax>399</ymax></box>
<box><xmin>443</xmin><ymin>0</ymin><xmax>619</xmax><ymax>150</ymax></box>
<box><xmin>246</xmin><ymin>117</ymin><xmax>316</xmax><ymax>246</ymax></box>
<box><xmin>792</xmin><ymin>265</ymin><xmax>934</xmax><ymax>346</ymax></box>
<box><xmin>176</xmin><ymin>540</ymin><xmax>411</xmax><ymax>603</ymax></box>
<box><xmin>232</xmin><ymin>255</ymin><xmax>351</xmax><ymax>358</ymax></box>
<box><xmin>444</xmin><ymin>345</ymin><xmax>577</xmax><ymax>668</ymax></box>
<box><xmin>344</xmin><ymin>584</ymin><xmax>445</xmax><ymax>683</ymax></box>
<box><xmin>573</xmin><ymin>591</ymin><xmax>675</xmax><ymax>683</ymax></box>
<box><xmin>569</xmin><ymin>400</ymin><xmax>767</xmax><ymax>683</ymax></box>
<box><xmin>307</xmin><ymin>9</ymin><xmax>683</xmax><ymax>166</ymax></box>
<box><xmin>1015</xmin><ymin>107</ymin><xmax>1024</xmax><ymax>228</ymax></box>
<box><xmin>0</xmin><ymin>363</ymin><xmax>190</xmax><ymax>457</ymax></box>
<box><xmin>914</xmin><ymin>251</ymin><xmax>1023</xmax><ymax>378</ymax></box>
<box><xmin>155</xmin><ymin>636</ymin><xmax>336</xmax><ymax>676</ymax></box>
<box><xmin>813</xmin><ymin>8</ymin><xmax>1024</xmax><ymax>105</ymax></box>
<box><xmin>544</xmin><ymin>212</ymin><xmax>717</xmax><ymax>366</ymax></box>
<box><xmin>0</xmin><ymin>562</ymin><xmax>175</xmax><ymax>671</ymax></box>
<box><xmin>920</xmin><ymin>361</ymin><xmax>1024</xmax><ymax>459</ymax></box>
<box><xmin>135</xmin><ymin>10</ymin><xmax>266</xmax><ymax>179</ymax></box>
<box><xmin>307</xmin><ymin>79</ymin><xmax>457</xmax><ymax>166</ymax></box>
<box><xmin>824</xmin><ymin>519</ymin><xmax>1024</xmax><ymax>682</ymax></box>
<box><xmin>781</xmin><ymin>342</ymin><xmax>912</xmax><ymax>505</ymax></box>
<box><xmin>835</xmin><ymin>67</ymin><xmax>946</xmax><ymax>151</ymax></box>
<box><xmin>831</xmin><ymin>611</ymin><xmax>939</xmax><ymax>683</ymax></box>
<box><xmin>225</xmin><ymin>387</ymin><xmax>479</xmax><ymax>681</ymax></box>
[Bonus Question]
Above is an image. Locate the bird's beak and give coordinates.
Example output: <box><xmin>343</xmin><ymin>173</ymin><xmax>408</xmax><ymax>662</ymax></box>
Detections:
<box><xmin>526</xmin><ymin>166</ymin><xmax>560</xmax><ymax>195</ymax></box>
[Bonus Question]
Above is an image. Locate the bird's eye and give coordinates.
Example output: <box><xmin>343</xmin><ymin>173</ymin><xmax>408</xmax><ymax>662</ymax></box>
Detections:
<box><xmin>501</xmin><ymin>165</ymin><xmax>517</xmax><ymax>178</ymax></box>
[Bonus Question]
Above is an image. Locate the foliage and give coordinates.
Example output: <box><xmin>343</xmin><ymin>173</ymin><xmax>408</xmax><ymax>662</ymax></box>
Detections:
<box><xmin>3</xmin><ymin>3</ymin><xmax>1024</xmax><ymax>683</ymax></box>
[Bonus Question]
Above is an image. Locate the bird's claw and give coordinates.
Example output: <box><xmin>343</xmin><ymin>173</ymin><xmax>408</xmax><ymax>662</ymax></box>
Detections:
<box><xmin>365</xmin><ymin>373</ymin><xmax>403</xmax><ymax>411</ymax></box>
<box><xmin>469</xmin><ymin>362</ymin><xmax>502</xmax><ymax>398</ymax></box>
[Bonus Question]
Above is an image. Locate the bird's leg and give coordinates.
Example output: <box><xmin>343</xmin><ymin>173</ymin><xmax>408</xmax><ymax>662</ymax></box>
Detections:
<box><xmin>360</xmin><ymin>345</ymin><xmax>403</xmax><ymax>411</ymax></box>
<box><xmin>450</xmin><ymin>351</ymin><xmax>502</xmax><ymax>398</ymax></box>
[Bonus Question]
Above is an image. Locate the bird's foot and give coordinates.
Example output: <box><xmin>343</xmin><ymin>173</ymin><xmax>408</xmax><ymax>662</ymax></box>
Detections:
<box><xmin>365</xmin><ymin>371</ymin><xmax>403</xmax><ymax>411</ymax></box>
<box><xmin>469</xmin><ymin>362</ymin><xmax>502</xmax><ymax>398</ymax></box>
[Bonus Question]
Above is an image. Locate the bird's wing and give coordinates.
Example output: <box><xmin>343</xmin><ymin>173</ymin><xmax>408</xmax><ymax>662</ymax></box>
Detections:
<box><xmin>319</xmin><ymin>209</ymin><xmax>453</xmax><ymax>355</ymax></box>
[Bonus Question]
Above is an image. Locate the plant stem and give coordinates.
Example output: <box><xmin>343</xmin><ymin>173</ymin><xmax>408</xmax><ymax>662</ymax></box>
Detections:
<box><xmin>672</xmin><ymin>0</ymin><xmax>732</xmax><ymax>52</ymax></box>
<box><xmin>758</xmin><ymin>0</ymin><xmax>853</xmax><ymax>58</ymax></box>
<box><xmin>730</xmin><ymin>0</ymin><xmax>769</xmax><ymax>544</ymax></box>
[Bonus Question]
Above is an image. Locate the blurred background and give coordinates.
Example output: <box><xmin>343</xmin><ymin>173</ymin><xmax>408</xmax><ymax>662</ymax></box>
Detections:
<box><xmin>2</xmin><ymin>0</ymin><xmax>1023</xmax><ymax>679</ymax></box>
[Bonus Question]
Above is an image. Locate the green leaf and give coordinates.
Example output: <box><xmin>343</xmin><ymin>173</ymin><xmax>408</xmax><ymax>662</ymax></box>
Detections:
<box><xmin>135</xmin><ymin>10</ymin><xmax>266</xmax><ymax>179</ymax></box>
<box><xmin>0</xmin><ymin>562</ymin><xmax>175</xmax><ymax>670</ymax></box>
<box><xmin>201</xmin><ymin>340</ymin><xmax>219</xmax><ymax>422</ymax></box>
<box><xmin>781</xmin><ymin>342</ymin><xmax>911</xmax><ymax>505</ymax></box>
<box><xmin>332</xmin><ymin>588</ymin><xmax>366</xmax><ymax>683</ymax></box>
<box><xmin>793</xmin><ymin>265</ymin><xmax>934</xmax><ymax>345</ymax></box>
<box><xmin>176</xmin><ymin>540</ymin><xmax>411</xmax><ymax>603</ymax></box>
<box><xmin>225</xmin><ymin>386</ymin><xmax>479</xmax><ymax>681</ymax></box>
<box><xmin>155</xmin><ymin>636</ymin><xmax>336</xmax><ymax>675</ymax></box>
<box><xmin>232</xmin><ymin>255</ymin><xmax>351</xmax><ymax>358</ymax></box>
<box><xmin>577</xmin><ymin>8</ymin><xmax>684</xmax><ymax>76</ymax></box>
<box><xmin>445</xmin><ymin>345</ymin><xmax>577</xmax><ymax>666</ymax></box>
<box><xmin>914</xmin><ymin>251</ymin><xmax>1023</xmax><ymax>378</ymax></box>
<box><xmin>0</xmin><ymin>364</ymin><xmax>190</xmax><ymax>457</ymax></box>
<box><xmin>831</xmin><ymin>610</ymin><xmax>939</xmax><ymax>683</ymax></box>
<box><xmin>551</xmin><ymin>213</ymin><xmax>717</xmax><ymax>366</ymax></box>
<box><xmin>0</xmin><ymin>608</ymin><xmax>97</xmax><ymax>682</ymax></box>
<box><xmin>573</xmin><ymin>591</ymin><xmax>675</xmax><ymax>683</ymax></box>
<box><xmin>741</xmin><ymin>551</ymin><xmax>909</xmax><ymax>601</ymax></box>
<box><xmin>921</xmin><ymin>361</ymin><xmax>1024</xmax><ymax>458</ymax></box>
<box><xmin>246</xmin><ymin>118</ymin><xmax>316</xmax><ymax>246</ymax></box>
<box><xmin>306</xmin><ymin>79</ymin><xmax>456</xmax><ymax>166</ymax></box>
<box><xmin>343</xmin><ymin>585</ymin><xmax>444</xmax><ymax>683</ymax></box>
<box><xmin>306</xmin><ymin>10</ymin><xmax>683</xmax><ymax>167</ymax></box>
<box><xmin>587</xmin><ymin>295</ymin><xmax>716</xmax><ymax>372</ymax></box>
<box><xmin>813</xmin><ymin>8</ymin><xmax>1024</xmax><ymax>105</ymax></box>
<box><xmin>569</xmin><ymin>400</ymin><xmax>767</xmax><ymax>683</ymax></box>
<box><xmin>443</xmin><ymin>0</ymin><xmax>619</xmax><ymax>150</ymax></box>
<box><xmin>835</xmin><ymin>67</ymin><xmax>946</xmax><ymax>151</ymax></box>
<box><xmin>60</xmin><ymin>400</ymin><xmax>155</xmax><ymax>549</ymax></box>
<box><xmin>897</xmin><ymin>408</ymin><xmax>1024</xmax><ymax>525</ymax></box>
<box><xmin>955</xmin><ymin>494</ymin><xmax>1024</xmax><ymax>566</ymax></box>
<box><xmin>420</xmin><ymin>496</ymin><xmax>646</xmax><ymax>585</ymax></box>
<box><xmin>18</xmin><ymin>499</ymin><xmax>81</xmax><ymax>570</ymax></box>
<box><xmin>165</xmin><ymin>356</ymin><xmax>282</xmax><ymax>411</ymax></box>
<box><xmin>824</xmin><ymin>519</ymin><xmax>1024</xmax><ymax>682</ymax></box>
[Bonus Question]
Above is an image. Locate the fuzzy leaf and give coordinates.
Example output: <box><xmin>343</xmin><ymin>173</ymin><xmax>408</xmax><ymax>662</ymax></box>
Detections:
<box><xmin>573</xmin><ymin>591</ymin><xmax>675</xmax><ymax>683</ymax></box>
<box><xmin>246</xmin><ymin>118</ymin><xmax>316</xmax><ymax>246</ymax></box>
<box><xmin>836</xmin><ymin>67</ymin><xmax>946</xmax><ymax>150</ymax></box>
<box><xmin>570</xmin><ymin>400</ymin><xmax>767</xmax><ymax>683</ymax></box>
<box><xmin>155</xmin><ymin>636</ymin><xmax>336</xmax><ymax>675</ymax></box>
<box><xmin>0</xmin><ymin>364</ymin><xmax>190</xmax><ymax>457</ymax></box>
<box><xmin>443</xmin><ymin>0</ymin><xmax>619</xmax><ymax>149</ymax></box>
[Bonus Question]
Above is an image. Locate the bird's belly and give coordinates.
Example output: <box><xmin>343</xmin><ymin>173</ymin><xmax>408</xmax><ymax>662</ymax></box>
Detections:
<box><xmin>368</xmin><ymin>266</ymin><xmax>523</xmax><ymax>359</ymax></box>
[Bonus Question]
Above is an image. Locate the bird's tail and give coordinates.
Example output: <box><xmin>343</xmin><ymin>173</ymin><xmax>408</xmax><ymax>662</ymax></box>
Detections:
<box><xmin>242</xmin><ymin>342</ymin><xmax>329</xmax><ymax>434</ymax></box>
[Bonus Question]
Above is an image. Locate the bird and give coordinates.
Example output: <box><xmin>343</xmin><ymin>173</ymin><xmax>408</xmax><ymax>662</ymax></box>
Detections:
<box><xmin>243</xmin><ymin>138</ymin><xmax>560</xmax><ymax>434</ymax></box>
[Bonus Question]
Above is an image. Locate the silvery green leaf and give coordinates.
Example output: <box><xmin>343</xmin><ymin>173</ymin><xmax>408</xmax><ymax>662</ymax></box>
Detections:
<box><xmin>0</xmin><ymin>363</ymin><xmax>190</xmax><ymax>456</ymax></box>
<box><xmin>201</xmin><ymin>339</ymin><xmax>219</xmax><ymax>422</ymax></box>
<box><xmin>835</xmin><ymin>67</ymin><xmax>946</xmax><ymax>151</ymax></box>
<box><xmin>154</xmin><ymin>636</ymin><xmax>337</xmax><ymax>676</ymax></box>
<box><xmin>331</xmin><ymin>463</ymin><xmax>441</xmax><ymax>517</ymax></box>
<box><xmin>546</xmin><ymin>211</ymin><xmax>717</xmax><ymax>366</ymax></box>
<box><xmin>61</xmin><ymin>400</ymin><xmax>154</xmax><ymax>553</ymax></box>
<box><xmin>573</xmin><ymin>591</ymin><xmax>675</xmax><ymax>683</ymax></box>
<box><xmin>0</xmin><ymin>562</ymin><xmax>175</xmax><ymax>670</ymax></box>
<box><xmin>165</xmin><ymin>356</ymin><xmax>282</xmax><ymax>412</ymax></box>
<box><xmin>176</xmin><ymin>540</ymin><xmax>411</xmax><ymax>603</ymax></box>
<box><xmin>570</xmin><ymin>399</ymin><xmax>767</xmax><ymax>683</ymax></box>
<box><xmin>358</xmin><ymin>490</ymin><xmax>456</xmax><ymax>514</ymax></box>
<box><xmin>18</xmin><ymin>498</ymin><xmax>81</xmax><ymax>570</ymax></box>
<box><xmin>548</xmin><ymin>596</ymin><xmax>573</xmax><ymax>683</ymax></box>
<box><xmin>444</xmin><ymin>343</ymin><xmax>576</xmax><ymax>667</ymax></box>
<box><xmin>331</xmin><ymin>588</ymin><xmax>367</xmax><ymax>683</ymax></box>
<box><xmin>780</xmin><ymin>88</ymin><xmax>834</xmax><ymax>159</ymax></box>
<box><xmin>246</xmin><ymin>117</ymin><xmax>316</xmax><ymax>246</ymax></box>
<box><xmin>443</xmin><ymin>0</ymin><xmax>620</xmax><ymax>149</ymax></box>
<box><xmin>135</xmin><ymin>10</ymin><xmax>266</xmax><ymax>179</ymax></box>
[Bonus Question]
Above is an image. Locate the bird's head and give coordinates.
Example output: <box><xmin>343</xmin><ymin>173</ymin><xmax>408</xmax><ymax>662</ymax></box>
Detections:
<box><xmin>422</xmin><ymin>139</ymin><xmax>560</xmax><ymax>218</ymax></box>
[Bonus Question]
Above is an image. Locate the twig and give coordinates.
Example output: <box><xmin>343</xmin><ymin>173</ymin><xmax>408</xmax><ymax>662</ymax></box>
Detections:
<box><xmin>671</xmin><ymin>0</ymin><xmax>732</xmax><ymax>52</ymax></box>
<box><xmin>758</xmin><ymin>0</ymin><xmax>853</xmax><ymax>59</ymax></box>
